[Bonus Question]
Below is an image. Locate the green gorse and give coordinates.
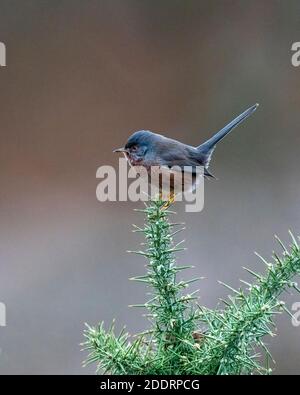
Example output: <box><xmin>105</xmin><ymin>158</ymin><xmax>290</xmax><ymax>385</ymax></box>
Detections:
<box><xmin>83</xmin><ymin>200</ymin><xmax>300</xmax><ymax>375</ymax></box>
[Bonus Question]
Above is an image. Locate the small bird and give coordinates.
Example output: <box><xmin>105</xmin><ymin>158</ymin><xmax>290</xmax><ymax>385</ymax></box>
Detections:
<box><xmin>114</xmin><ymin>104</ymin><xmax>258</xmax><ymax>202</ymax></box>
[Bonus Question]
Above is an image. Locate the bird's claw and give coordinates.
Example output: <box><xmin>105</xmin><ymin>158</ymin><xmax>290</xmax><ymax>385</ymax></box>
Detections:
<box><xmin>161</xmin><ymin>193</ymin><xmax>176</xmax><ymax>210</ymax></box>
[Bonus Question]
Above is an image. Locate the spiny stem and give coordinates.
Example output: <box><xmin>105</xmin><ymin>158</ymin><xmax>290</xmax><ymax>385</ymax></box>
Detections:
<box><xmin>82</xmin><ymin>201</ymin><xmax>300</xmax><ymax>375</ymax></box>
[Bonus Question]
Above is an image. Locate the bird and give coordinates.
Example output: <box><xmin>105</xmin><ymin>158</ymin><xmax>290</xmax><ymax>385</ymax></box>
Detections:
<box><xmin>114</xmin><ymin>104</ymin><xmax>258</xmax><ymax>204</ymax></box>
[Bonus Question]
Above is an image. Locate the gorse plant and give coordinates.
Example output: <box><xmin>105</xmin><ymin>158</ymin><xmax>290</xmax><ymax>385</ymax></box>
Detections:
<box><xmin>83</xmin><ymin>200</ymin><xmax>300</xmax><ymax>375</ymax></box>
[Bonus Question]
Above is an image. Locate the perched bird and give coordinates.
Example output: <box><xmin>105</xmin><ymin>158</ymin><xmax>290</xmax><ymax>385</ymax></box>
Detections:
<box><xmin>114</xmin><ymin>104</ymin><xmax>258</xmax><ymax>202</ymax></box>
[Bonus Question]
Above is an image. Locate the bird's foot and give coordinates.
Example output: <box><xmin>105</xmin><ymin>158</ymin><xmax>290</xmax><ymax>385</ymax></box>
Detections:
<box><xmin>161</xmin><ymin>192</ymin><xmax>176</xmax><ymax>210</ymax></box>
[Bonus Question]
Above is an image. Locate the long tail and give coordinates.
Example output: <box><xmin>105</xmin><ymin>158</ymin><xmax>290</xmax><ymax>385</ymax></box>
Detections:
<box><xmin>198</xmin><ymin>104</ymin><xmax>259</xmax><ymax>155</ymax></box>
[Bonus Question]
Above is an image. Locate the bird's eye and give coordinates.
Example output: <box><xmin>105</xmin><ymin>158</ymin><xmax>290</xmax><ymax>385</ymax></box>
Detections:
<box><xmin>131</xmin><ymin>145</ymin><xmax>137</xmax><ymax>151</ymax></box>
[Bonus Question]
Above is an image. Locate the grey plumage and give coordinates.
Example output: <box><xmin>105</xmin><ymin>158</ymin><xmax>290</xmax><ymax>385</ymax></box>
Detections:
<box><xmin>197</xmin><ymin>103</ymin><xmax>259</xmax><ymax>168</ymax></box>
<box><xmin>114</xmin><ymin>103</ymin><xmax>259</xmax><ymax>182</ymax></box>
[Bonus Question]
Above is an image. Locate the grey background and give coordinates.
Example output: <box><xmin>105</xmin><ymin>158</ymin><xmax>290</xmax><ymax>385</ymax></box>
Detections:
<box><xmin>0</xmin><ymin>0</ymin><xmax>300</xmax><ymax>374</ymax></box>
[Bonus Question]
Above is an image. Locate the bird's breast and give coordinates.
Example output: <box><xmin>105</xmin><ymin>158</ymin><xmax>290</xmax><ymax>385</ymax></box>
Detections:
<box><xmin>131</xmin><ymin>164</ymin><xmax>201</xmax><ymax>195</ymax></box>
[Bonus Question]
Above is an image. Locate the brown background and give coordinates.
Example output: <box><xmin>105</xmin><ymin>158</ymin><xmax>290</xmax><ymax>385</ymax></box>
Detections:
<box><xmin>0</xmin><ymin>0</ymin><xmax>300</xmax><ymax>374</ymax></box>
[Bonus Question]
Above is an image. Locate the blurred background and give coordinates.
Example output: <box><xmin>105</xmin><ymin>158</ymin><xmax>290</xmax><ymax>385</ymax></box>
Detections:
<box><xmin>0</xmin><ymin>0</ymin><xmax>299</xmax><ymax>374</ymax></box>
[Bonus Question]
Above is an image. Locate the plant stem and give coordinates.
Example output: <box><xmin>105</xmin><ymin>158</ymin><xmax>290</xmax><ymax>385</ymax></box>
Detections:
<box><xmin>83</xmin><ymin>202</ymin><xmax>300</xmax><ymax>375</ymax></box>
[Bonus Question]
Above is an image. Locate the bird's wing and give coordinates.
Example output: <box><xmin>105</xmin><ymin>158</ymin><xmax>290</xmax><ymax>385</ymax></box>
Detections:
<box><xmin>153</xmin><ymin>145</ymin><xmax>215</xmax><ymax>178</ymax></box>
<box><xmin>155</xmin><ymin>144</ymin><xmax>205</xmax><ymax>169</ymax></box>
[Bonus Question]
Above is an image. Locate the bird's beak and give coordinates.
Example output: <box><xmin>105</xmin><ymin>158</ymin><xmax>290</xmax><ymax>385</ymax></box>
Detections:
<box><xmin>113</xmin><ymin>147</ymin><xmax>128</xmax><ymax>153</ymax></box>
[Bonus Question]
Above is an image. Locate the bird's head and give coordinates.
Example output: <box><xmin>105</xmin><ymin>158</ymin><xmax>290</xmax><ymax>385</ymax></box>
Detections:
<box><xmin>113</xmin><ymin>130</ymin><xmax>156</xmax><ymax>165</ymax></box>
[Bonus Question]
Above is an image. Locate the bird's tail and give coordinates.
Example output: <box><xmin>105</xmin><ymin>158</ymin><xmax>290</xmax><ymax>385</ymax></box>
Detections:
<box><xmin>197</xmin><ymin>104</ymin><xmax>259</xmax><ymax>166</ymax></box>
